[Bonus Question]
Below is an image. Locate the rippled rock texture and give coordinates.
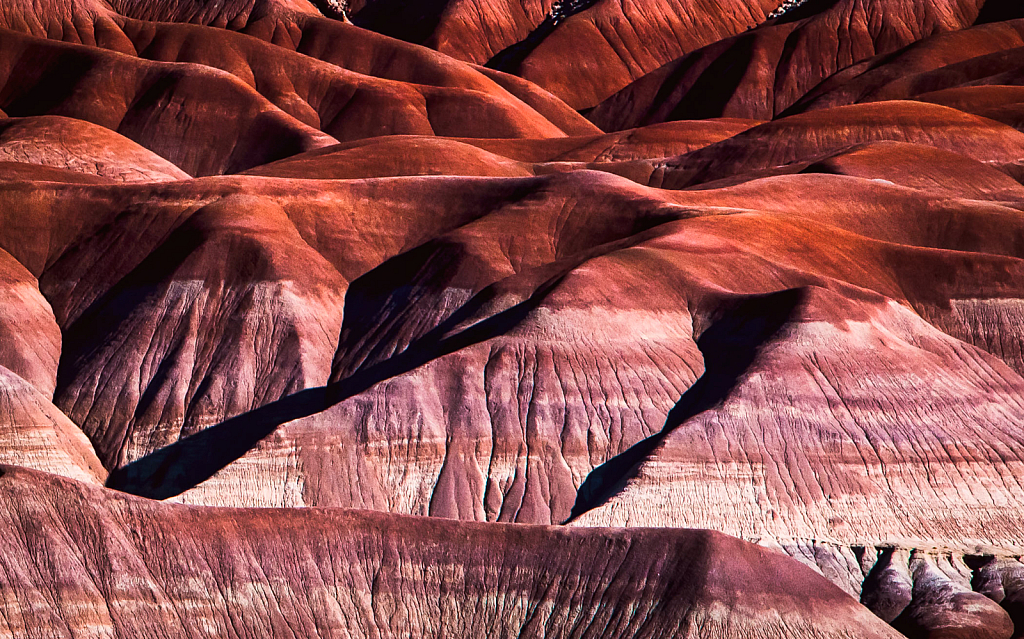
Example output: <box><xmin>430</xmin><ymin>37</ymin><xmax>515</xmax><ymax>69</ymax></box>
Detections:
<box><xmin>1</xmin><ymin>0</ymin><xmax>1024</xmax><ymax>637</ymax></box>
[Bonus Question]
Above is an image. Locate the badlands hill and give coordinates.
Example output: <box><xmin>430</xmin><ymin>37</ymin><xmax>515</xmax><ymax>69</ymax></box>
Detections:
<box><xmin>1</xmin><ymin>0</ymin><xmax>1024</xmax><ymax>637</ymax></box>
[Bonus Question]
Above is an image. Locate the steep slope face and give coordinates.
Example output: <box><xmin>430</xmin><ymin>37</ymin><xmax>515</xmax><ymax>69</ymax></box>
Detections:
<box><xmin>52</xmin><ymin>194</ymin><xmax>348</xmax><ymax>469</ymax></box>
<box><xmin>7</xmin><ymin>171</ymin><xmax>678</xmax><ymax>477</ymax></box>
<box><xmin>0</xmin><ymin>465</ymin><xmax>902</xmax><ymax>639</ymax></box>
<box><xmin>469</xmin><ymin>65</ymin><xmax>603</xmax><ymax>135</ymax></box>
<box><xmin>666</xmin><ymin>139</ymin><xmax>1024</xmax><ymax>200</ymax></box>
<box><xmin>0</xmin><ymin>117</ymin><xmax>190</xmax><ymax>182</ymax></box>
<box><xmin>0</xmin><ymin>372</ymin><xmax>106</xmax><ymax>484</ymax></box>
<box><xmin>353</xmin><ymin>0</ymin><xmax>554</xmax><ymax>63</ymax></box>
<box><xmin>0</xmin><ymin>25</ymin><xmax>575</xmax><ymax>177</ymax></box>
<box><xmin>354</xmin><ymin>0</ymin><xmax>778</xmax><ymax>110</ymax></box>
<box><xmin>244</xmin><ymin>136</ymin><xmax>539</xmax><ymax>179</ymax></box>
<box><xmin>452</xmin><ymin>119</ymin><xmax>762</xmax><ymax>162</ymax></box>
<box><xmin>915</xmin><ymin>85</ymin><xmax>1024</xmax><ymax>132</ymax></box>
<box><xmin>29</xmin><ymin>175</ymin><xmax>542</xmax><ymax>472</ymax></box>
<box><xmin>109</xmin><ymin>17</ymin><xmax>572</xmax><ymax>140</ymax></box>
<box><xmin>750</xmin><ymin>141</ymin><xmax>1024</xmax><ymax>200</ymax></box>
<box><xmin>23</xmin><ymin>172</ymin><xmax>690</xmax><ymax>474</ymax></box>
<box><xmin>2</xmin><ymin>0</ymin><xmax>1024</xmax><ymax>636</ymax></box>
<box><xmin>68</xmin><ymin>172</ymin><xmax>1024</xmax><ymax>639</ymax></box>
<box><xmin>0</xmin><ymin>28</ymin><xmax>337</xmax><ymax>176</ymax></box>
<box><xmin>0</xmin><ymin>0</ymin><xmax>588</xmax><ymax>154</ymax></box>
<box><xmin>651</xmin><ymin>101</ymin><xmax>1024</xmax><ymax>189</ymax></box>
<box><xmin>568</xmin><ymin>284</ymin><xmax>1024</xmax><ymax>544</ymax></box>
<box><xmin>786</xmin><ymin>18</ymin><xmax>1024</xmax><ymax>114</ymax></box>
<box><xmin>588</xmin><ymin>0</ymin><xmax>995</xmax><ymax>129</ymax></box>
<box><xmin>103</xmin><ymin>0</ymin><xmax>322</xmax><ymax>24</ymax></box>
<box><xmin>0</xmin><ymin>0</ymin><xmax>321</xmax><ymax>34</ymax></box>
<box><xmin>0</xmin><ymin>252</ymin><xmax>104</xmax><ymax>484</ymax></box>
<box><xmin>47</xmin><ymin>0</ymin><xmax>526</xmax><ymax>99</ymax></box>
<box><xmin>0</xmin><ymin>251</ymin><xmax>61</xmax><ymax>399</ymax></box>
<box><xmin>494</xmin><ymin>0</ymin><xmax>779</xmax><ymax>109</ymax></box>
<box><xmin>109</xmin><ymin>171</ymin><xmax>1024</xmax><ymax>541</ymax></box>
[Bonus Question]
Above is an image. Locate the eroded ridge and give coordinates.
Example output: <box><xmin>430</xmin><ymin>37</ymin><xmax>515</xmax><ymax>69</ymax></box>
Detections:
<box><xmin>0</xmin><ymin>0</ymin><xmax>1023</xmax><ymax>636</ymax></box>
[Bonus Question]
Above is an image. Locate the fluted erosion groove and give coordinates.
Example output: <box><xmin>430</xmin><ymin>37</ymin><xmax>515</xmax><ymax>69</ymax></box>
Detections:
<box><xmin>0</xmin><ymin>465</ymin><xmax>902</xmax><ymax>638</ymax></box>
<box><xmin>567</xmin><ymin>289</ymin><xmax>805</xmax><ymax>523</ymax></box>
<box><xmin>3</xmin><ymin>0</ymin><xmax>1024</xmax><ymax>636</ymax></box>
<box><xmin>586</xmin><ymin>0</ymin><xmax>1009</xmax><ymax>129</ymax></box>
<box><xmin>106</xmin><ymin>275</ymin><xmax>565</xmax><ymax>499</ymax></box>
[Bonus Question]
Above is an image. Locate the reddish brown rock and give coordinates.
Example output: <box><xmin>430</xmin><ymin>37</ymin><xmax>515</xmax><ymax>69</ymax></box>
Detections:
<box><xmin>487</xmin><ymin>0</ymin><xmax>779</xmax><ymax>109</ymax></box>
<box><xmin>788</xmin><ymin>18</ymin><xmax>1024</xmax><ymax>114</ymax></box>
<box><xmin>0</xmin><ymin>371</ymin><xmax>105</xmax><ymax>485</ymax></box>
<box><xmin>110</xmin><ymin>17</ymin><xmax>572</xmax><ymax>140</ymax></box>
<box><xmin>134</xmin><ymin>172</ymin><xmax>1024</xmax><ymax>543</ymax></box>
<box><xmin>0</xmin><ymin>252</ymin><xmax>104</xmax><ymax>484</ymax></box>
<box><xmin>786</xmin><ymin>141</ymin><xmax>1024</xmax><ymax>200</ymax></box>
<box><xmin>353</xmin><ymin>0</ymin><xmax>553</xmax><ymax>63</ymax></box>
<box><xmin>0</xmin><ymin>464</ymin><xmax>901</xmax><ymax>638</ymax></box>
<box><xmin>354</xmin><ymin>0</ymin><xmax>778</xmax><ymax>109</ymax></box>
<box><xmin>0</xmin><ymin>28</ymin><xmax>336</xmax><ymax>176</ymax></box>
<box><xmin>588</xmin><ymin>0</ymin><xmax>997</xmax><ymax>129</ymax></box>
<box><xmin>915</xmin><ymin>85</ymin><xmax>1024</xmax><ymax>132</ymax></box>
<box><xmin>652</xmin><ymin>101</ymin><xmax>1024</xmax><ymax>189</ymax></box>
<box><xmin>245</xmin><ymin>136</ymin><xmax>537</xmax><ymax>178</ymax></box>
<box><xmin>244</xmin><ymin>120</ymin><xmax>761</xmax><ymax>180</ymax></box>
<box><xmin>471</xmin><ymin>64</ymin><xmax>602</xmax><ymax>136</ymax></box>
<box><xmin>0</xmin><ymin>0</ymin><xmax>586</xmax><ymax>152</ymax></box>
<box><xmin>974</xmin><ymin>556</ymin><xmax>1024</xmax><ymax>637</ymax></box>
<box><xmin>458</xmin><ymin>119</ymin><xmax>762</xmax><ymax>162</ymax></box>
<box><xmin>892</xmin><ymin>553</ymin><xmax>1014</xmax><ymax>639</ymax></box>
<box><xmin>0</xmin><ymin>116</ymin><xmax>190</xmax><ymax>182</ymax></box>
<box><xmin>0</xmin><ymin>1</ymin><xmax>1023</xmax><ymax>636</ymax></box>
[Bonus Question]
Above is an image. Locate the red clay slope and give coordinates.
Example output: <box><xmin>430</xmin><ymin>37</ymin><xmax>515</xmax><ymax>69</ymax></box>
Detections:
<box><xmin>0</xmin><ymin>464</ymin><xmax>900</xmax><ymax>639</ymax></box>
<box><xmin>0</xmin><ymin>1</ymin><xmax>1023</xmax><ymax>637</ymax></box>
<box><xmin>357</xmin><ymin>0</ymin><xmax>780</xmax><ymax>109</ymax></box>
<box><xmin>588</xmin><ymin>0</ymin><xmax>999</xmax><ymax>129</ymax></box>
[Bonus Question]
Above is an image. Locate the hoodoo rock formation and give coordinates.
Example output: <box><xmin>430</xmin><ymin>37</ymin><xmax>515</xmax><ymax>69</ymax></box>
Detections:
<box><xmin>1</xmin><ymin>0</ymin><xmax>1024</xmax><ymax>637</ymax></box>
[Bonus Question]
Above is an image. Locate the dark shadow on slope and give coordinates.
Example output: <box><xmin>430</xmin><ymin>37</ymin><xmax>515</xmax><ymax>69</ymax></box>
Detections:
<box><xmin>859</xmin><ymin>547</ymin><xmax>912</xmax><ymax>622</ymax></box>
<box><xmin>106</xmin><ymin>275</ymin><xmax>565</xmax><ymax>500</ymax></box>
<box><xmin>657</xmin><ymin>0</ymin><xmax>841</xmax><ymax>123</ymax></box>
<box><xmin>663</xmin><ymin>36</ymin><xmax>758</xmax><ymax>122</ymax></box>
<box><xmin>564</xmin><ymin>288</ymin><xmax>805</xmax><ymax>523</ymax></box>
<box><xmin>485</xmin><ymin>20</ymin><xmax>559</xmax><ymax>74</ymax></box>
<box><xmin>1</xmin><ymin>49</ymin><xmax>97</xmax><ymax>117</ymax></box>
<box><xmin>975</xmin><ymin>0</ymin><xmax>1024</xmax><ymax>24</ymax></box>
<box><xmin>352</xmin><ymin>0</ymin><xmax>451</xmax><ymax>46</ymax></box>
<box><xmin>330</xmin><ymin>239</ymin><xmax>476</xmax><ymax>381</ymax></box>
<box><xmin>485</xmin><ymin>0</ymin><xmax>599</xmax><ymax>74</ymax></box>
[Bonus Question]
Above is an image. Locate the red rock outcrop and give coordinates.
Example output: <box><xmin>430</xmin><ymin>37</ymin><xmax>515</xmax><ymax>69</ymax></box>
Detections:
<box><xmin>354</xmin><ymin>0</ymin><xmax>779</xmax><ymax>109</ymax></box>
<box><xmin>0</xmin><ymin>116</ymin><xmax>190</xmax><ymax>182</ymax></box>
<box><xmin>0</xmin><ymin>28</ymin><xmax>336</xmax><ymax>176</ymax></box>
<box><xmin>1</xmin><ymin>0</ymin><xmax>1023</xmax><ymax>636</ymax></box>
<box><xmin>786</xmin><ymin>18</ymin><xmax>1024</xmax><ymax>115</ymax></box>
<box><xmin>353</xmin><ymin>0</ymin><xmax>553</xmax><ymax>63</ymax></box>
<box><xmin>0</xmin><ymin>253</ymin><xmax>105</xmax><ymax>484</ymax></box>
<box><xmin>0</xmin><ymin>464</ymin><xmax>903</xmax><ymax>638</ymax></box>
<box><xmin>243</xmin><ymin>120</ymin><xmax>761</xmax><ymax>180</ymax></box>
<box><xmin>0</xmin><ymin>0</ymin><xmax>591</xmax><ymax>162</ymax></box>
<box><xmin>651</xmin><ymin>101</ymin><xmax>1024</xmax><ymax>188</ymax></box>
<box><xmin>587</xmin><ymin>0</ymin><xmax>999</xmax><ymax>129</ymax></box>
